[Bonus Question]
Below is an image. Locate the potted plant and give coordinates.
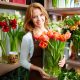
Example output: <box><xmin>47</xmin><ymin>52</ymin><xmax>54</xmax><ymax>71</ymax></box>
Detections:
<box><xmin>0</xmin><ymin>13</ymin><xmax>25</xmax><ymax>63</ymax></box>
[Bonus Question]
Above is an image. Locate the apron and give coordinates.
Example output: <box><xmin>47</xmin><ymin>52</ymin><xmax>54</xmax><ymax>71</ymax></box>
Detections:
<box><xmin>29</xmin><ymin>35</ymin><xmax>43</xmax><ymax>80</ymax></box>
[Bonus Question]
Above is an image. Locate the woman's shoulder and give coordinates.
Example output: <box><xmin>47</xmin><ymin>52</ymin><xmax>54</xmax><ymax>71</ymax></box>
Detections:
<box><xmin>23</xmin><ymin>31</ymin><xmax>32</xmax><ymax>40</ymax></box>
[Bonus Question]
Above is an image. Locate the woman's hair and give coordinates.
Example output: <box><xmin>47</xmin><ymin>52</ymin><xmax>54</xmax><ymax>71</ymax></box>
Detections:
<box><xmin>24</xmin><ymin>2</ymin><xmax>49</xmax><ymax>32</ymax></box>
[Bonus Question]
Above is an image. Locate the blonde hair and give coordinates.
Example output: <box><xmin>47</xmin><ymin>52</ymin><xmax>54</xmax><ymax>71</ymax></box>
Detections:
<box><xmin>24</xmin><ymin>2</ymin><xmax>49</xmax><ymax>32</ymax></box>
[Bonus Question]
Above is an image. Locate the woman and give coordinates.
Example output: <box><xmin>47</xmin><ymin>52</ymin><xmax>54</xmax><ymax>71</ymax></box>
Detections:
<box><xmin>20</xmin><ymin>2</ymin><xmax>66</xmax><ymax>80</ymax></box>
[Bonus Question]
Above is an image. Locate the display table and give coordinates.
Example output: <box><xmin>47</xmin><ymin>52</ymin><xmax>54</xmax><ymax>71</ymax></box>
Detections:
<box><xmin>0</xmin><ymin>63</ymin><xmax>29</xmax><ymax>80</ymax></box>
<box><xmin>0</xmin><ymin>61</ymin><xmax>20</xmax><ymax>76</ymax></box>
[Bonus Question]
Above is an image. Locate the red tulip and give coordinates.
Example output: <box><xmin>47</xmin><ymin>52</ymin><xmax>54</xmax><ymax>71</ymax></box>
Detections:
<box><xmin>10</xmin><ymin>19</ymin><xmax>17</xmax><ymax>29</ymax></box>
<box><xmin>2</xmin><ymin>25</ymin><xmax>10</xmax><ymax>32</ymax></box>
<box><xmin>0</xmin><ymin>21</ymin><xmax>7</xmax><ymax>28</ymax></box>
<box><xmin>11</xmin><ymin>25</ymin><xmax>17</xmax><ymax>29</ymax></box>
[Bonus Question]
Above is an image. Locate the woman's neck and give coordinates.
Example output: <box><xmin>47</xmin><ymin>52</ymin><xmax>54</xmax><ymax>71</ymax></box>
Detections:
<box><xmin>33</xmin><ymin>26</ymin><xmax>47</xmax><ymax>37</ymax></box>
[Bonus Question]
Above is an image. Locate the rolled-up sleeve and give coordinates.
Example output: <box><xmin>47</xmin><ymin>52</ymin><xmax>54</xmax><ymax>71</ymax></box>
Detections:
<box><xmin>20</xmin><ymin>34</ymin><xmax>31</xmax><ymax>70</ymax></box>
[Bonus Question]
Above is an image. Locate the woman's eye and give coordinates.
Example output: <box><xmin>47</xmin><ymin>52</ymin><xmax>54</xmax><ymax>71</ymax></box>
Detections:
<box><xmin>40</xmin><ymin>14</ymin><xmax>43</xmax><ymax>16</ymax></box>
<box><xmin>32</xmin><ymin>16</ymin><xmax>37</xmax><ymax>19</ymax></box>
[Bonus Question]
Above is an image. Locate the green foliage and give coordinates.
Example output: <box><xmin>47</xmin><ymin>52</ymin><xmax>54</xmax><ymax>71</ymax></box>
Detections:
<box><xmin>64</xmin><ymin>18</ymin><xmax>75</xmax><ymax>26</ymax></box>
<box><xmin>59</xmin><ymin>69</ymin><xmax>80</xmax><ymax>80</ymax></box>
<box><xmin>72</xmin><ymin>15</ymin><xmax>80</xmax><ymax>22</ymax></box>
<box><xmin>43</xmin><ymin>39</ymin><xmax>65</xmax><ymax>77</ymax></box>
<box><xmin>48</xmin><ymin>21</ymin><xmax>65</xmax><ymax>33</ymax></box>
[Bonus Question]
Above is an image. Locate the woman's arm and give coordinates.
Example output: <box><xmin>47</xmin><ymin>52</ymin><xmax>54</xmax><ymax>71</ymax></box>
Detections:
<box><xmin>20</xmin><ymin>34</ymin><xmax>31</xmax><ymax>70</ymax></box>
<box><xmin>30</xmin><ymin>64</ymin><xmax>50</xmax><ymax>79</ymax></box>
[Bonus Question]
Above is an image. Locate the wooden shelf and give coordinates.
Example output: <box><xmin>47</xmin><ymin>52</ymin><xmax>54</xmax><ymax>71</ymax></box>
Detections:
<box><xmin>0</xmin><ymin>62</ymin><xmax>20</xmax><ymax>76</ymax></box>
<box><xmin>0</xmin><ymin>1</ymin><xmax>28</xmax><ymax>10</ymax></box>
<box><xmin>47</xmin><ymin>8</ymin><xmax>80</xmax><ymax>16</ymax></box>
<box><xmin>44</xmin><ymin>0</ymin><xmax>80</xmax><ymax>16</ymax></box>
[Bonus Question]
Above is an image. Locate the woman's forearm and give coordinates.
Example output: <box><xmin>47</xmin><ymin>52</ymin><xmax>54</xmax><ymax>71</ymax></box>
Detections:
<box><xmin>30</xmin><ymin>64</ymin><xmax>50</xmax><ymax>79</ymax></box>
<box><xmin>30</xmin><ymin>64</ymin><xmax>41</xmax><ymax>71</ymax></box>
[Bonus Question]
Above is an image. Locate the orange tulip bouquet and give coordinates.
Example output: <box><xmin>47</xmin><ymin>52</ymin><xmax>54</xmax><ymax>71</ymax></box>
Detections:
<box><xmin>34</xmin><ymin>30</ymin><xmax>71</xmax><ymax>78</ymax></box>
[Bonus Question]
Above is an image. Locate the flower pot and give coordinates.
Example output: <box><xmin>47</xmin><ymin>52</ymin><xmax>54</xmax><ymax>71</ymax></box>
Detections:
<box><xmin>7</xmin><ymin>51</ymin><xmax>19</xmax><ymax>64</ymax></box>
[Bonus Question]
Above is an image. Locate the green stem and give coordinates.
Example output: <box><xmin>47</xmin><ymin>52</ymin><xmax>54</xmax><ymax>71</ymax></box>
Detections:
<box><xmin>0</xmin><ymin>40</ymin><xmax>6</xmax><ymax>56</ymax></box>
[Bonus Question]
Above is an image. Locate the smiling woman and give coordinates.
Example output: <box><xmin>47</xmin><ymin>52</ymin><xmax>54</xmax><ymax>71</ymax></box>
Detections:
<box><xmin>20</xmin><ymin>2</ymin><xmax>51</xmax><ymax>80</ymax></box>
<box><xmin>20</xmin><ymin>2</ymin><xmax>67</xmax><ymax>80</ymax></box>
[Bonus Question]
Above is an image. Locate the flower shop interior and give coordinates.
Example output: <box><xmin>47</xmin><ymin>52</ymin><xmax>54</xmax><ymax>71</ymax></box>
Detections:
<box><xmin>0</xmin><ymin>0</ymin><xmax>80</xmax><ymax>80</ymax></box>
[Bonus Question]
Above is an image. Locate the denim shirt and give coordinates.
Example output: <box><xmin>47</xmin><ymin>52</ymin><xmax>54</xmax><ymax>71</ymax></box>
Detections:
<box><xmin>20</xmin><ymin>32</ymin><xmax>34</xmax><ymax>70</ymax></box>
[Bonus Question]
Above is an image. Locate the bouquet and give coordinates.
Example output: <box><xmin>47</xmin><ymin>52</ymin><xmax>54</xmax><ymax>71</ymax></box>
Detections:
<box><xmin>34</xmin><ymin>30</ymin><xmax>71</xmax><ymax>77</ymax></box>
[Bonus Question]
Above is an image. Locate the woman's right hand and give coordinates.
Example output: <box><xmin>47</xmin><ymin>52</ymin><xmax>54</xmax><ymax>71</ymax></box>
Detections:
<box><xmin>38</xmin><ymin>68</ymin><xmax>50</xmax><ymax>79</ymax></box>
<box><xmin>30</xmin><ymin>64</ymin><xmax>50</xmax><ymax>79</ymax></box>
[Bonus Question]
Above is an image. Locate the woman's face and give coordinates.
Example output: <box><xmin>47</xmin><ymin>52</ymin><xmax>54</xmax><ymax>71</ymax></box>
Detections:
<box><xmin>32</xmin><ymin>8</ymin><xmax>45</xmax><ymax>28</ymax></box>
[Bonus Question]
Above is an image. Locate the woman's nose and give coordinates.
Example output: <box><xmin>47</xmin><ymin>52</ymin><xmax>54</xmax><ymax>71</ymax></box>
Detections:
<box><xmin>37</xmin><ymin>16</ymin><xmax>41</xmax><ymax>20</ymax></box>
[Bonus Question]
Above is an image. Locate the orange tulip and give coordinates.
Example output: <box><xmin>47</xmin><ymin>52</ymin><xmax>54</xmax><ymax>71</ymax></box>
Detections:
<box><xmin>59</xmin><ymin>32</ymin><xmax>71</xmax><ymax>42</ymax></box>
<box><xmin>59</xmin><ymin>34</ymin><xmax>67</xmax><ymax>42</ymax></box>
<box><xmin>53</xmin><ymin>31</ymin><xmax>60</xmax><ymax>40</ymax></box>
<box><xmin>39</xmin><ymin>41</ymin><xmax>48</xmax><ymax>48</ymax></box>
<box><xmin>64</xmin><ymin>32</ymin><xmax>71</xmax><ymax>40</ymax></box>
<box><xmin>47</xmin><ymin>30</ymin><xmax>54</xmax><ymax>39</ymax></box>
<box><xmin>34</xmin><ymin>35</ymin><xmax>40</xmax><ymax>40</ymax></box>
<box><xmin>39</xmin><ymin>33</ymin><xmax>49</xmax><ymax>42</ymax></box>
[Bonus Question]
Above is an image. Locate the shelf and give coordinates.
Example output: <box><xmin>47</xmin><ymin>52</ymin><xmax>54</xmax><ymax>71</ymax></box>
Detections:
<box><xmin>47</xmin><ymin>8</ymin><xmax>80</xmax><ymax>16</ymax></box>
<box><xmin>0</xmin><ymin>1</ymin><xmax>28</xmax><ymax>10</ymax></box>
<box><xmin>0</xmin><ymin>61</ymin><xmax>20</xmax><ymax>76</ymax></box>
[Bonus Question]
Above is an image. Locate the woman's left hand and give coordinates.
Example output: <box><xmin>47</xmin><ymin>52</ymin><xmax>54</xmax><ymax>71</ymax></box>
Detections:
<box><xmin>58</xmin><ymin>57</ymin><xmax>66</xmax><ymax>67</ymax></box>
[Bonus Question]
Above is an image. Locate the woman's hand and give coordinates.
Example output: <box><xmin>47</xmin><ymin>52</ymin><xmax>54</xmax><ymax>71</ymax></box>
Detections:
<box><xmin>30</xmin><ymin>64</ymin><xmax>50</xmax><ymax>79</ymax></box>
<box><xmin>58</xmin><ymin>57</ymin><xmax>66</xmax><ymax>67</ymax></box>
<box><xmin>38</xmin><ymin>68</ymin><xmax>50</xmax><ymax>79</ymax></box>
